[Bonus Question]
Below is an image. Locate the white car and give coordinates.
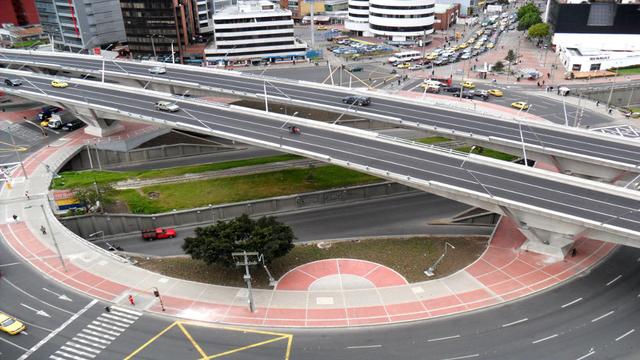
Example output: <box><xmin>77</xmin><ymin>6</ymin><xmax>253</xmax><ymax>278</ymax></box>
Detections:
<box><xmin>155</xmin><ymin>100</ymin><xmax>180</xmax><ymax>112</ymax></box>
<box><xmin>148</xmin><ymin>66</ymin><xmax>166</xmax><ymax>75</ymax></box>
<box><xmin>461</xmin><ymin>53</ymin><xmax>471</xmax><ymax>60</ymax></box>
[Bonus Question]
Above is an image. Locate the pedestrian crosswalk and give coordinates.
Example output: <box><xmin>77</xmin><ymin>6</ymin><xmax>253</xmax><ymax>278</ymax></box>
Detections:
<box><xmin>49</xmin><ymin>306</ymin><xmax>142</xmax><ymax>360</ymax></box>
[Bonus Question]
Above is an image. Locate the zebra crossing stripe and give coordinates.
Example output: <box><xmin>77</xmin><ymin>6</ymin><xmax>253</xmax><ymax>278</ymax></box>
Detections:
<box><xmin>97</xmin><ymin>315</ymin><xmax>132</xmax><ymax>327</ymax></box>
<box><xmin>100</xmin><ymin>313</ymin><xmax>135</xmax><ymax>324</ymax></box>
<box><xmin>49</xmin><ymin>355</ymin><xmax>66</xmax><ymax>360</ymax></box>
<box><xmin>66</xmin><ymin>342</ymin><xmax>100</xmax><ymax>354</ymax></box>
<box><xmin>86</xmin><ymin>324</ymin><xmax>120</xmax><ymax>337</ymax></box>
<box><xmin>91</xmin><ymin>321</ymin><xmax>126</xmax><ymax>333</ymax></box>
<box><xmin>110</xmin><ymin>306</ymin><xmax>142</xmax><ymax>316</ymax></box>
<box><xmin>72</xmin><ymin>337</ymin><xmax>106</xmax><ymax>349</ymax></box>
<box><xmin>108</xmin><ymin>311</ymin><xmax>140</xmax><ymax>321</ymax></box>
<box><xmin>53</xmin><ymin>350</ymin><xmax>88</xmax><ymax>360</ymax></box>
<box><xmin>60</xmin><ymin>346</ymin><xmax>96</xmax><ymax>358</ymax></box>
<box><xmin>76</xmin><ymin>332</ymin><xmax>112</xmax><ymax>345</ymax></box>
<box><xmin>80</xmin><ymin>329</ymin><xmax>116</xmax><ymax>341</ymax></box>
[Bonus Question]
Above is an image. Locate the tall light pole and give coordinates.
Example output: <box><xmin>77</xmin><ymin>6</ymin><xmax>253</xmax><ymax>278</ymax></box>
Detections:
<box><xmin>148</xmin><ymin>34</ymin><xmax>164</xmax><ymax>61</ymax></box>
<box><xmin>41</xmin><ymin>204</ymin><xmax>67</xmax><ymax>272</ymax></box>
<box><xmin>309</xmin><ymin>0</ymin><xmax>316</xmax><ymax>49</ymax></box>
<box><xmin>9</xmin><ymin>132</ymin><xmax>27</xmax><ymax>180</ymax></box>
<box><xmin>424</xmin><ymin>242</ymin><xmax>455</xmax><ymax>277</ymax></box>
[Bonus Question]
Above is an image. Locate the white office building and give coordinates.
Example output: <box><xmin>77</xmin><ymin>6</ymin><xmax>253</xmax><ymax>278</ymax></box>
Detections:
<box><xmin>345</xmin><ymin>0</ymin><xmax>435</xmax><ymax>41</ymax></box>
<box><xmin>204</xmin><ymin>0</ymin><xmax>307</xmax><ymax>64</ymax></box>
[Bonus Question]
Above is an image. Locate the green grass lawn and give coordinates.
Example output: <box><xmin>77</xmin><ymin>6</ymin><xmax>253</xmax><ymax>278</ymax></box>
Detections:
<box><xmin>136</xmin><ymin>236</ymin><xmax>488</xmax><ymax>288</ymax></box>
<box><xmin>457</xmin><ymin>146</ymin><xmax>518</xmax><ymax>161</ymax></box>
<box><xmin>416</xmin><ymin>136</ymin><xmax>451</xmax><ymax>144</ymax></box>
<box><xmin>118</xmin><ymin>165</ymin><xmax>382</xmax><ymax>214</ymax></box>
<box><xmin>615</xmin><ymin>66</ymin><xmax>640</xmax><ymax>76</ymax></box>
<box><xmin>12</xmin><ymin>39</ymin><xmax>46</xmax><ymax>48</ymax></box>
<box><xmin>52</xmin><ymin>154</ymin><xmax>301</xmax><ymax>189</ymax></box>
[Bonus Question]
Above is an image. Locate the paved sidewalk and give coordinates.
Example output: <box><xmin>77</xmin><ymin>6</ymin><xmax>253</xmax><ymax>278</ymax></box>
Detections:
<box><xmin>0</xmin><ymin>120</ymin><xmax>615</xmax><ymax>328</ymax></box>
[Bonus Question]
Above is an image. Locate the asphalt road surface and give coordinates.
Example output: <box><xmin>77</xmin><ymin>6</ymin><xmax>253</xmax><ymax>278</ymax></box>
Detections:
<box><xmin>98</xmin><ymin>192</ymin><xmax>476</xmax><ymax>256</ymax></box>
<box><xmin>2</xmin><ymin>51</ymin><xmax>639</xmax><ymax>169</ymax></box>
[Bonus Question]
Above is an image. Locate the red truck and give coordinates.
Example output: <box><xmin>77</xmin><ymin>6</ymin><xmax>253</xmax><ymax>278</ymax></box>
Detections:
<box><xmin>141</xmin><ymin>227</ymin><xmax>177</xmax><ymax>241</ymax></box>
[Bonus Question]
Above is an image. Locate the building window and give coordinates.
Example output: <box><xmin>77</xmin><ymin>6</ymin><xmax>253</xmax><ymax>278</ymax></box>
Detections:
<box><xmin>572</xmin><ymin>64</ymin><xmax>581</xmax><ymax>71</ymax></box>
<box><xmin>587</xmin><ymin>3</ymin><xmax>616</xmax><ymax>27</ymax></box>
<box><xmin>590</xmin><ymin>63</ymin><xmax>601</xmax><ymax>71</ymax></box>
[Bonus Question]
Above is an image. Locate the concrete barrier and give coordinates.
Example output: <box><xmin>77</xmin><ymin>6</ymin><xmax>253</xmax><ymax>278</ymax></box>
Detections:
<box><xmin>61</xmin><ymin>182</ymin><xmax>417</xmax><ymax>238</ymax></box>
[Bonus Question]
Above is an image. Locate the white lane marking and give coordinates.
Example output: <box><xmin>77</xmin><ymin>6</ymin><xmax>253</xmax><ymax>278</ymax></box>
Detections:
<box><xmin>428</xmin><ymin>334</ymin><xmax>461</xmax><ymax>342</ymax></box>
<box><xmin>76</xmin><ymin>333</ymin><xmax>112</xmax><ymax>345</ymax></box>
<box><xmin>20</xmin><ymin>303</ymin><xmax>50</xmax><ymax>317</ymax></box>
<box><xmin>0</xmin><ymin>261</ymin><xmax>22</xmax><ymax>267</ymax></box>
<box><xmin>440</xmin><ymin>354</ymin><xmax>480</xmax><ymax>360</ymax></box>
<box><xmin>107</xmin><ymin>310</ymin><xmax>140</xmax><ymax>321</ymax></box>
<box><xmin>561</xmin><ymin>298</ymin><xmax>583</xmax><ymax>308</ymax></box>
<box><xmin>1</xmin><ymin>278</ymin><xmax>74</xmax><ymax>315</ymax></box>
<box><xmin>65</xmin><ymin>342</ymin><xmax>100</xmax><ymax>354</ymax></box>
<box><xmin>615</xmin><ymin>329</ymin><xmax>635</xmax><ymax>342</ymax></box>
<box><xmin>576</xmin><ymin>349</ymin><xmax>595</xmax><ymax>360</ymax></box>
<box><xmin>49</xmin><ymin>355</ymin><xmax>66</xmax><ymax>360</ymax></box>
<box><xmin>502</xmin><ymin>318</ymin><xmax>528</xmax><ymax>327</ymax></box>
<box><xmin>53</xmin><ymin>350</ymin><xmax>88</xmax><ymax>360</ymax></box>
<box><xmin>346</xmin><ymin>345</ymin><xmax>382</xmax><ymax>349</ymax></box>
<box><xmin>19</xmin><ymin>299</ymin><xmax>97</xmax><ymax>360</ymax></box>
<box><xmin>60</xmin><ymin>345</ymin><xmax>96</xmax><ymax>358</ymax></box>
<box><xmin>0</xmin><ymin>335</ymin><xmax>29</xmax><ymax>351</ymax></box>
<box><xmin>91</xmin><ymin>320</ymin><xmax>125</xmax><ymax>332</ymax></box>
<box><xmin>43</xmin><ymin>288</ymin><xmax>73</xmax><ymax>302</ymax></box>
<box><xmin>591</xmin><ymin>310</ymin><xmax>615</xmax><ymax>323</ymax></box>
<box><xmin>72</xmin><ymin>337</ymin><xmax>106</xmax><ymax>349</ymax></box>
<box><xmin>109</xmin><ymin>306</ymin><xmax>142</xmax><ymax>316</ymax></box>
<box><xmin>532</xmin><ymin>334</ymin><xmax>559</xmax><ymax>344</ymax></box>
<box><xmin>606</xmin><ymin>275</ymin><xmax>622</xmax><ymax>286</ymax></box>
<box><xmin>80</xmin><ymin>329</ymin><xmax>116</xmax><ymax>341</ymax></box>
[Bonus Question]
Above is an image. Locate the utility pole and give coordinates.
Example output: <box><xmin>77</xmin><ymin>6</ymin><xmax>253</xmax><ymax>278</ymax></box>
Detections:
<box><xmin>606</xmin><ymin>68</ymin><xmax>618</xmax><ymax>109</ymax></box>
<box><xmin>309</xmin><ymin>0</ymin><xmax>315</xmax><ymax>49</ymax></box>
<box><xmin>9</xmin><ymin>132</ymin><xmax>27</xmax><ymax>180</ymax></box>
<box><xmin>232</xmin><ymin>251</ymin><xmax>258</xmax><ymax>313</ymax></box>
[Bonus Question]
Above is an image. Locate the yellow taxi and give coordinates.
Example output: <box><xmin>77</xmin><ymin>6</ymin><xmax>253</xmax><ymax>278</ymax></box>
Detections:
<box><xmin>459</xmin><ymin>42</ymin><xmax>468</xmax><ymax>49</ymax></box>
<box><xmin>511</xmin><ymin>101</ymin><xmax>529</xmax><ymax>110</ymax></box>
<box><xmin>317</xmin><ymin>25</ymin><xmax>330</xmax><ymax>30</ymax></box>
<box><xmin>396</xmin><ymin>62</ymin><xmax>411</xmax><ymax>69</ymax></box>
<box><xmin>0</xmin><ymin>312</ymin><xmax>26</xmax><ymax>335</ymax></box>
<box><xmin>40</xmin><ymin>119</ymin><xmax>50</xmax><ymax>127</ymax></box>
<box><xmin>487</xmin><ymin>42</ymin><xmax>495</xmax><ymax>49</ymax></box>
<box><xmin>461</xmin><ymin>80</ymin><xmax>476</xmax><ymax>89</ymax></box>
<box><xmin>474</xmin><ymin>44</ymin><xmax>482</xmax><ymax>50</ymax></box>
<box><xmin>51</xmin><ymin>79</ymin><xmax>69</xmax><ymax>88</ymax></box>
<box><xmin>426</xmin><ymin>53</ymin><xmax>438</xmax><ymax>60</ymax></box>
<box><xmin>488</xmin><ymin>89</ymin><xmax>504</xmax><ymax>97</ymax></box>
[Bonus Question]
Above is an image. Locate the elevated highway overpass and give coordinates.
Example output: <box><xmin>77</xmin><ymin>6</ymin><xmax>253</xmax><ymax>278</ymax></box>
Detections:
<box><xmin>1</xmin><ymin>49</ymin><xmax>639</xmax><ymax>184</ymax></box>
<box><xmin>2</xmin><ymin>68</ymin><xmax>640</xmax><ymax>258</ymax></box>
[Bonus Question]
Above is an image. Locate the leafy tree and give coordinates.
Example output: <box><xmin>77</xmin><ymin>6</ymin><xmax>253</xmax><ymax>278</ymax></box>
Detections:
<box><xmin>518</xmin><ymin>12</ymin><xmax>542</xmax><ymax>31</ymax></box>
<box><xmin>505</xmin><ymin>50</ymin><xmax>517</xmax><ymax>63</ymax></box>
<box><xmin>528</xmin><ymin>22</ymin><xmax>550</xmax><ymax>39</ymax></box>
<box><xmin>517</xmin><ymin>2</ymin><xmax>540</xmax><ymax>20</ymax></box>
<box><xmin>74</xmin><ymin>183</ymin><xmax>115</xmax><ymax>212</ymax></box>
<box><xmin>493</xmin><ymin>61</ymin><xmax>505</xmax><ymax>72</ymax></box>
<box><xmin>183</xmin><ymin>214</ymin><xmax>295</xmax><ymax>268</ymax></box>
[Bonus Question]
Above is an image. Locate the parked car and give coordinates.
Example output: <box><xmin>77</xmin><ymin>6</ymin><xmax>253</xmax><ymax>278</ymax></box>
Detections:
<box><xmin>0</xmin><ymin>312</ymin><xmax>26</xmax><ymax>335</ymax></box>
<box><xmin>155</xmin><ymin>100</ymin><xmax>180</xmax><ymax>112</ymax></box>
<box><xmin>141</xmin><ymin>227</ymin><xmax>177</xmax><ymax>241</ymax></box>
<box><xmin>409</xmin><ymin>64</ymin><xmax>423</xmax><ymax>70</ymax></box>
<box><xmin>4</xmin><ymin>78</ymin><xmax>22</xmax><ymax>86</ymax></box>
<box><xmin>61</xmin><ymin>119</ymin><xmax>85</xmax><ymax>131</ymax></box>
<box><xmin>342</xmin><ymin>96</ymin><xmax>371</xmax><ymax>106</ymax></box>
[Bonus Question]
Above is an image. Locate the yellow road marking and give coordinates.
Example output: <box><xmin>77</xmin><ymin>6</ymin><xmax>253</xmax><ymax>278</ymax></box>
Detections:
<box><xmin>285</xmin><ymin>334</ymin><xmax>293</xmax><ymax>360</ymax></box>
<box><xmin>123</xmin><ymin>321</ymin><xmax>178</xmax><ymax>360</ymax></box>
<box><xmin>205</xmin><ymin>335</ymin><xmax>289</xmax><ymax>359</ymax></box>
<box><xmin>177</xmin><ymin>322</ymin><xmax>208</xmax><ymax>359</ymax></box>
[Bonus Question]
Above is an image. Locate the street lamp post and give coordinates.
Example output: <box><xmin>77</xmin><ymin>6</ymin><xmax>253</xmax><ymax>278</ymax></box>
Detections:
<box><xmin>148</xmin><ymin>34</ymin><xmax>164</xmax><ymax>61</ymax></box>
<box><xmin>40</xmin><ymin>204</ymin><xmax>67</xmax><ymax>272</ymax></box>
<box><xmin>424</xmin><ymin>242</ymin><xmax>455</xmax><ymax>277</ymax></box>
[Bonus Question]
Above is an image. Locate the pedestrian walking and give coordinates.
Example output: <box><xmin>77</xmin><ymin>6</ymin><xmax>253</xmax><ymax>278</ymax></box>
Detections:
<box><xmin>397</xmin><ymin>79</ymin><xmax>401</xmax><ymax>86</ymax></box>
<box><xmin>571</xmin><ymin>248</ymin><xmax>577</xmax><ymax>257</ymax></box>
<box><xmin>40</xmin><ymin>226</ymin><xmax>46</xmax><ymax>235</ymax></box>
<box><xmin>25</xmin><ymin>191</ymin><xmax>30</xmax><ymax>200</ymax></box>
<box><xmin>12</xmin><ymin>214</ymin><xmax>17</xmax><ymax>222</ymax></box>
<box><xmin>542</xmin><ymin>80</ymin><xmax>545</xmax><ymax>85</ymax></box>
<box><xmin>608</xmin><ymin>107</ymin><xmax>613</xmax><ymax>114</ymax></box>
<box><xmin>595</xmin><ymin>100</ymin><xmax>600</xmax><ymax>107</ymax></box>
<box><xmin>128</xmin><ymin>294</ymin><xmax>135</xmax><ymax>306</ymax></box>
<box><xmin>104</xmin><ymin>306</ymin><xmax>111</xmax><ymax>313</ymax></box>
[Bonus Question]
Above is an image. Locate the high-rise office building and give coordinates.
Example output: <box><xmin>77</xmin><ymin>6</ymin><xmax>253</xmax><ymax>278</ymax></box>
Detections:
<box><xmin>0</xmin><ymin>0</ymin><xmax>40</xmax><ymax>26</ymax></box>
<box><xmin>35</xmin><ymin>0</ymin><xmax>126</xmax><ymax>51</ymax></box>
<box><xmin>345</xmin><ymin>0</ymin><xmax>435</xmax><ymax>41</ymax></box>
<box><xmin>120</xmin><ymin>0</ymin><xmax>197</xmax><ymax>58</ymax></box>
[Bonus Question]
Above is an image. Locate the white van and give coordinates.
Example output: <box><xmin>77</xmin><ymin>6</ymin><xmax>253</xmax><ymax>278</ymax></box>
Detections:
<box><xmin>422</xmin><ymin>79</ymin><xmax>443</xmax><ymax>88</ymax></box>
<box><xmin>155</xmin><ymin>101</ymin><xmax>180</xmax><ymax>112</ymax></box>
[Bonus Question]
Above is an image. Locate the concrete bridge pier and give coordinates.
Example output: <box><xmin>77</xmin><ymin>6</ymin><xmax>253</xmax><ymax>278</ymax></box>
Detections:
<box><xmin>61</xmin><ymin>103</ymin><xmax>124</xmax><ymax>137</ymax></box>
